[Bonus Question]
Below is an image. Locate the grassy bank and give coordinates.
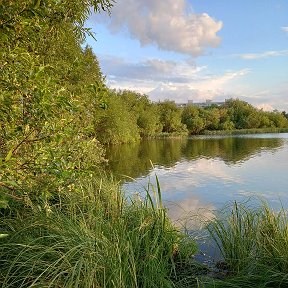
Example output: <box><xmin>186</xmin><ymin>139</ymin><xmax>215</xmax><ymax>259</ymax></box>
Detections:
<box><xmin>0</xmin><ymin>176</ymin><xmax>198</xmax><ymax>288</ymax></box>
<box><xmin>145</xmin><ymin>131</ymin><xmax>189</xmax><ymax>139</ymax></box>
<box><xmin>204</xmin><ymin>201</ymin><xmax>288</xmax><ymax>287</ymax></box>
<box><xmin>202</xmin><ymin>127</ymin><xmax>288</xmax><ymax>136</ymax></box>
<box><xmin>145</xmin><ymin>127</ymin><xmax>288</xmax><ymax>138</ymax></box>
<box><xmin>1</xmin><ymin>176</ymin><xmax>288</xmax><ymax>287</ymax></box>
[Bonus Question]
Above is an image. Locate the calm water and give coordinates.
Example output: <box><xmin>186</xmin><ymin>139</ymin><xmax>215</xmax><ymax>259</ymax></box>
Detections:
<box><xmin>105</xmin><ymin>133</ymin><xmax>288</xmax><ymax>227</ymax></box>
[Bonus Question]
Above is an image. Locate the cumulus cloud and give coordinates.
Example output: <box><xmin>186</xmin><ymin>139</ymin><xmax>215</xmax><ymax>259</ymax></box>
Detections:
<box><xmin>101</xmin><ymin>55</ymin><xmax>206</xmax><ymax>83</ymax></box>
<box><xmin>99</xmin><ymin>55</ymin><xmax>249</xmax><ymax>103</ymax></box>
<box><xmin>256</xmin><ymin>103</ymin><xmax>274</xmax><ymax>111</ymax></box>
<box><xmin>148</xmin><ymin>68</ymin><xmax>250</xmax><ymax>102</ymax></box>
<box><xmin>98</xmin><ymin>0</ymin><xmax>223</xmax><ymax>56</ymax></box>
<box><xmin>238</xmin><ymin>50</ymin><xmax>288</xmax><ymax>60</ymax></box>
<box><xmin>282</xmin><ymin>26</ymin><xmax>288</xmax><ymax>33</ymax></box>
<box><xmin>233</xmin><ymin>83</ymin><xmax>288</xmax><ymax>112</ymax></box>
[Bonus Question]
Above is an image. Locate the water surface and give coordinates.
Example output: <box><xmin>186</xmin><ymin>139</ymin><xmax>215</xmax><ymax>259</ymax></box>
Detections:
<box><xmin>105</xmin><ymin>133</ymin><xmax>288</xmax><ymax>227</ymax></box>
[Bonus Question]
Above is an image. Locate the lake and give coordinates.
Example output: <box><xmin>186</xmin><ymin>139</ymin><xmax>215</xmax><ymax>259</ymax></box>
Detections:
<box><xmin>105</xmin><ymin>133</ymin><xmax>288</xmax><ymax>228</ymax></box>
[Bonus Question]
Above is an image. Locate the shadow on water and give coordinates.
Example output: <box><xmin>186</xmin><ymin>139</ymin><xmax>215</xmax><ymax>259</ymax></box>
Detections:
<box><xmin>104</xmin><ymin>135</ymin><xmax>284</xmax><ymax>181</ymax></box>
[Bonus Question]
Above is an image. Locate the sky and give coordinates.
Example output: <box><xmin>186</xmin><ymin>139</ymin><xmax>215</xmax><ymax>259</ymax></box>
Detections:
<box><xmin>85</xmin><ymin>0</ymin><xmax>288</xmax><ymax>111</ymax></box>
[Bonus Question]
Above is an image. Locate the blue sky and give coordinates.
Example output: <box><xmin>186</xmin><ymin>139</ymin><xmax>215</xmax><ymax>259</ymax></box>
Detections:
<box><xmin>85</xmin><ymin>0</ymin><xmax>288</xmax><ymax>111</ymax></box>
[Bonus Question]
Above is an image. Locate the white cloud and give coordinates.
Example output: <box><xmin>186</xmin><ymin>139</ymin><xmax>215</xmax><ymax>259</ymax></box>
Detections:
<box><xmin>99</xmin><ymin>54</ymin><xmax>250</xmax><ymax>103</ymax></box>
<box><xmin>165</xmin><ymin>197</ymin><xmax>215</xmax><ymax>229</ymax></box>
<box><xmin>256</xmin><ymin>103</ymin><xmax>274</xmax><ymax>111</ymax></box>
<box><xmin>236</xmin><ymin>84</ymin><xmax>288</xmax><ymax>112</ymax></box>
<box><xmin>101</xmin><ymin>56</ymin><xmax>205</xmax><ymax>82</ymax></box>
<box><xmin>238</xmin><ymin>50</ymin><xmax>288</xmax><ymax>60</ymax></box>
<box><xmin>148</xmin><ymin>68</ymin><xmax>250</xmax><ymax>102</ymax></box>
<box><xmin>281</xmin><ymin>26</ymin><xmax>288</xmax><ymax>33</ymax></box>
<box><xmin>98</xmin><ymin>0</ymin><xmax>223</xmax><ymax>56</ymax></box>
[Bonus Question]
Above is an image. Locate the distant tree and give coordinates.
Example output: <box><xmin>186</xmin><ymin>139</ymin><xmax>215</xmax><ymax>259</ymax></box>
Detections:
<box><xmin>181</xmin><ymin>105</ymin><xmax>205</xmax><ymax>134</ymax></box>
<box><xmin>158</xmin><ymin>101</ymin><xmax>187</xmax><ymax>133</ymax></box>
<box><xmin>118</xmin><ymin>90</ymin><xmax>162</xmax><ymax>136</ymax></box>
<box><xmin>202</xmin><ymin>108</ymin><xmax>221</xmax><ymax>130</ymax></box>
<box><xmin>94</xmin><ymin>91</ymin><xmax>140</xmax><ymax>144</ymax></box>
<box><xmin>282</xmin><ymin>111</ymin><xmax>288</xmax><ymax>120</ymax></box>
<box><xmin>267</xmin><ymin>111</ymin><xmax>288</xmax><ymax>128</ymax></box>
<box><xmin>225</xmin><ymin>99</ymin><xmax>259</xmax><ymax>129</ymax></box>
<box><xmin>218</xmin><ymin>108</ymin><xmax>235</xmax><ymax>130</ymax></box>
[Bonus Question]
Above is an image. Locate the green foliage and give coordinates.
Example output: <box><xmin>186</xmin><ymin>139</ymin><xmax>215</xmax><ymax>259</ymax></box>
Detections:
<box><xmin>225</xmin><ymin>99</ymin><xmax>257</xmax><ymax>129</ymax></box>
<box><xmin>202</xmin><ymin>108</ymin><xmax>221</xmax><ymax>130</ymax></box>
<box><xmin>181</xmin><ymin>99</ymin><xmax>288</xmax><ymax>135</ymax></box>
<box><xmin>182</xmin><ymin>105</ymin><xmax>205</xmax><ymax>134</ymax></box>
<box><xmin>266</xmin><ymin>110</ymin><xmax>288</xmax><ymax>128</ymax></box>
<box><xmin>118</xmin><ymin>90</ymin><xmax>162</xmax><ymax>137</ymax></box>
<box><xmin>0</xmin><ymin>0</ymin><xmax>112</xmax><ymax>210</ymax></box>
<box><xmin>158</xmin><ymin>101</ymin><xmax>188</xmax><ymax>134</ymax></box>
<box><xmin>224</xmin><ymin>99</ymin><xmax>288</xmax><ymax>130</ymax></box>
<box><xmin>94</xmin><ymin>91</ymin><xmax>141</xmax><ymax>144</ymax></box>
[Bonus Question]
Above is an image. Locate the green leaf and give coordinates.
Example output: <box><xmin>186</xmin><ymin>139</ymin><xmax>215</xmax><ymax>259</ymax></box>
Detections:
<box><xmin>34</xmin><ymin>0</ymin><xmax>41</xmax><ymax>8</ymax></box>
<box><xmin>5</xmin><ymin>180</ymin><xmax>19</xmax><ymax>188</ymax></box>
<box><xmin>5</xmin><ymin>148</ymin><xmax>13</xmax><ymax>162</ymax></box>
<box><xmin>0</xmin><ymin>200</ymin><xmax>9</xmax><ymax>209</ymax></box>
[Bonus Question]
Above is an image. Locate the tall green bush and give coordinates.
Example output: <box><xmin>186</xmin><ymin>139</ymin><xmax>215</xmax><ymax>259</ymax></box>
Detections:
<box><xmin>0</xmin><ymin>0</ymin><xmax>112</xmax><ymax>210</ymax></box>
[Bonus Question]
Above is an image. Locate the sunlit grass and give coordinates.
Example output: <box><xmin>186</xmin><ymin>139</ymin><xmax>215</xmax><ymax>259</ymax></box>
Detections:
<box><xmin>0</xmin><ymin>176</ymin><xmax>197</xmax><ymax>288</ymax></box>
<box><xmin>3</xmin><ymin>173</ymin><xmax>288</xmax><ymax>288</ymax></box>
<box><xmin>206</xmin><ymin>201</ymin><xmax>288</xmax><ymax>287</ymax></box>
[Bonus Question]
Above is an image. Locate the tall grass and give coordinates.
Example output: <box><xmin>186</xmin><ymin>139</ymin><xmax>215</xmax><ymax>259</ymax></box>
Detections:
<box><xmin>206</xmin><ymin>201</ymin><xmax>288</xmax><ymax>287</ymax></box>
<box><xmin>0</xmin><ymin>176</ymin><xmax>197</xmax><ymax>288</ymax></box>
<box><xmin>203</xmin><ymin>127</ymin><xmax>288</xmax><ymax>136</ymax></box>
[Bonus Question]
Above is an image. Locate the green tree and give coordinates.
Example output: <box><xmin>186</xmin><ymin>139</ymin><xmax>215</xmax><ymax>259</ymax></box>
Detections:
<box><xmin>118</xmin><ymin>90</ymin><xmax>162</xmax><ymax>136</ymax></box>
<box><xmin>181</xmin><ymin>105</ymin><xmax>205</xmax><ymax>134</ymax></box>
<box><xmin>218</xmin><ymin>108</ymin><xmax>235</xmax><ymax>130</ymax></box>
<box><xmin>267</xmin><ymin>111</ymin><xmax>288</xmax><ymax>128</ymax></box>
<box><xmin>158</xmin><ymin>101</ymin><xmax>187</xmax><ymax>133</ymax></box>
<box><xmin>225</xmin><ymin>99</ymin><xmax>259</xmax><ymax>129</ymax></box>
<box><xmin>0</xmin><ymin>0</ymin><xmax>113</xmax><ymax>210</ymax></box>
<box><xmin>202</xmin><ymin>108</ymin><xmax>220</xmax><ymax>130</ymax></box>
<box><xmin>94</xmin><ymin>91</ymin><xmax>140</xmax><ymax>144</ymax></box>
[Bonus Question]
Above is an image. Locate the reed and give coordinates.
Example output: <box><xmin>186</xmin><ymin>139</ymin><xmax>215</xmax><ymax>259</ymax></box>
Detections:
<box><xmin>203</xmin><ymin>127</ymin><xmax>288</xmax><ymax>135</ymax></box>
<box><xmin>206</xmin><ymin>201</ymin><xmax>288</xmax><ymax>287</ymax></box>
<box><xmin>0</xmin><ymin>176</ymin><xmax>197</xmax><ymax>288</ymax></box>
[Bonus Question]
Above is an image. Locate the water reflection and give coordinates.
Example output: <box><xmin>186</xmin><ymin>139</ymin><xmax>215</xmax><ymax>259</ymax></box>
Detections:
<box><xmin>165</xmin><ymin>197</ymin><xmax>215</xmax><ymax>230</ymax></box>
<box><xmin>105</xmin><ymin>134</ymin><xmax>288</xmax><ymax>224</ymax></box>
<box><xmin>105</xmin><ymin>135</ymin><xmax>284</xmax><ymax>180</ymax></box>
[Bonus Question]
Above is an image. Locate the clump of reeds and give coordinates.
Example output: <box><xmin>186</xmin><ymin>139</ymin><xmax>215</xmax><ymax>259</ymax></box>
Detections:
<box><xmin>206</xmin><ymin>201</ymin><xmax>288</xmax><ymax>287</ymax></box>
<box><xmin>203</xmin><ymin>127</ymin><xmax>288</xmax><ymax>136</ymax></box>
<box><xmin>0</xmin><ymin>176</ymin><xmax>197</xmax><ymax>288</ymax></box>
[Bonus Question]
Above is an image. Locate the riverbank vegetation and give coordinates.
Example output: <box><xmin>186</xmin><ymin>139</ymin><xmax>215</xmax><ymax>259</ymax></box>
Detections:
<box><xmin>0</xmin><ymin>177</ymin><xmax>199</xmax><ymax>287</ymax></box>
<box><xmin>203</xmin><ymin>127</ymin><xmax>288</xmax><ymax>135</ymax></box>
<box><xmin>1</xmin><ymin>1</ymin><xmax>288</xmax><ymax>287</ymax></box>
<box><xmin>205</xmin><ymin>202</ymin><xmax>288</xmax><ymax>287</ymax></box>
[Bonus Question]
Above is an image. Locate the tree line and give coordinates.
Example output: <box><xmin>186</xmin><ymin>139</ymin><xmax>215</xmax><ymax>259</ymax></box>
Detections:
<box><xmin>94</xmin><ymin>92</ymin><xmax>288</xmax><ymax>143</ymax></box>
